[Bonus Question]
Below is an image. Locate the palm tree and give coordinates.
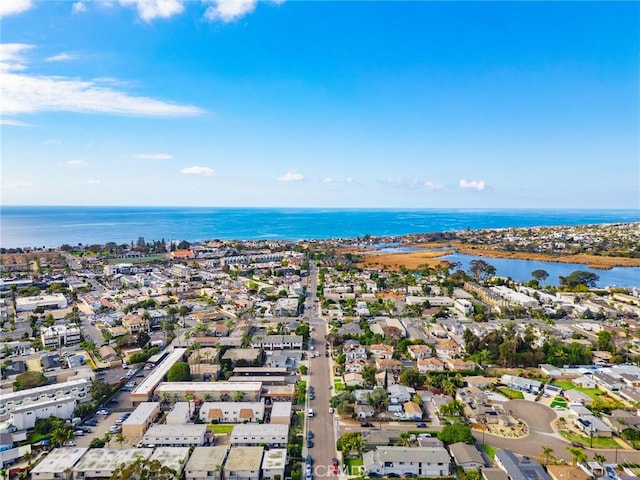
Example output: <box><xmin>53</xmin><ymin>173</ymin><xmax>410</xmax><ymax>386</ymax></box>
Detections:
<box><xmin>116</xmin><ymin>433</ymin><xmax>125</xmax><ymax>449</ymax></box>
<box><xmin>594</xmin><ymin>454</ymin><xmax>607</xmax><ymax>465</ymax></box>
<box><xmin>540</xmin><ymin>447</ymin><xmax>556</xmax><ymax>466</ymax></box>
<box><xmin>566</xmin><ymin>447</ymin><xmax>587</xmax><ymax>467</ymax></box>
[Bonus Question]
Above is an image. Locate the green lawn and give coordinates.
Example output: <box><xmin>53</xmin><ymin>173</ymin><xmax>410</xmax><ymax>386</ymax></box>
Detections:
<box><xmin>559</xmin><ymin>430</ymin><xmax>620</xmax><ymax>449</ymax></box>
<box><xmin>481</xmin><ymin>444</ymin><xmax>497</xmax><ymax>461</ymax></box>
<box><xmin>551</xmin><ymin>380</ymin><xmax>575</xmax><ymax>390</ymax></box>
<box><xmin>497</xmin><ymin>387</ymin><xmax>524</xmax><ymax>399</ymax></box>
<box><xmin>106</xmin><ymin>255</ymin><xmax>167</xmax><ymax>264</ymax></box>
<box><xmin>550</xmin><ymin>397</ymin><xmax>567</xmax><ymax>408</ymax></box>
<box><xmin>573</xmin><ymin>387</ymin><xmax>604</xmax><ymax>399</ymax></box>
<box><xmin>344</xmin><ymin>457</ymin><xmax>364</xmax><ymax>475</ymax></box>
<box><xmin>207</xmin><ymin>424</ymin><xmax>234</xmax><ymax>434</ymax></box>
<box><xmin>333</xmin><ymin>379</ymin><xmax>345</xmax><ymax>391</ymax></box>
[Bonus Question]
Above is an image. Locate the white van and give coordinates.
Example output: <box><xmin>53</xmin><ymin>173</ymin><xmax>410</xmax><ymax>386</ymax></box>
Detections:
<box><xmin>308</xmin><ymin>409</ymin><xmax>315</xmax><ymax>418</ymax></box>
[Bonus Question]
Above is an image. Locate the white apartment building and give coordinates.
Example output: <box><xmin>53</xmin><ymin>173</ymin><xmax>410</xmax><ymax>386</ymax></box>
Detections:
<box><xmin>199</xmin><ymin>402</ymin><xmax>265</xmax><ymax>423</ymax></box>
<box><xmin>1</xmin><ymin>377</ymin><xmax>91</xmax><ymax>416</ymax></box>
<box><xmin>10</xmin><ymin>396</ymin><xmax>77</xmax><ymax>430</ymax></box>
<box><xmin>363</xmin><ymin>447</ymin><xmax>452</xmax><ymax>477</ymax></box>
<box><xmin>40</xmin><ymin>324</ymin><xmax>81</xmax><ymax>348</ymax></box>
<box><xmin>230</xmin><ymin>424</ymin><xmax>289</xmax><ymax>447</ymax></box>
<box><xmin>185</xmin><ymin>446</ymin><xmax>229</xmax><ymax>480</ymax></box>
<box><xmin>224</xmin><ymin>447</ymin><xmax>264</xmax><ymax>480</ymax></box>
<box><xmin>142</xmin><ymin>424</ymin><xmax>208</xmax><ymax>447</ymax></box>
<box><xmin>16</xmin><ymin>293</ymin><xmax>68</xmax><ymax>312</ymax></box>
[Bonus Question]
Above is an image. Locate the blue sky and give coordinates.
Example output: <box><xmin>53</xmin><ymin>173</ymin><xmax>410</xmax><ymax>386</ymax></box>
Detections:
<box><xmin>1</xmin><ymin>0</ymin><xmax>638</xmax><ymax>208</ymax></box>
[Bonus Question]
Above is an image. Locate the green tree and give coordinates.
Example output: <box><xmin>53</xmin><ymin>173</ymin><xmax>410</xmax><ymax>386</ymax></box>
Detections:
<box><xmin>566</xmin><ymin>447</ymin><xmax>587</xmax><ymax>466</ymax></box>
<box><xmin>559</xmin><ymin>271</ymin><xmax>600</xmax><ymax>290</ymax></box>
<box><xmin>469</xmin><ymin>260</ymin><xmax>496</xmax><ymax>283</ymax></box>
<box><xmin>541</xmin><ymin>446</ymin><xmax>556</xmax><ymax>466</ymax></box>
<box><xmin>110</xmin><ymin>458</ymin><xmax>177</xmax><ymax>480</ymax></box>
<box><xmin>439</xmin><ymin>400</ymin><xmax>464</xmax><ymax>417</ymax></box>
<box><xmin>336</xmin><ymin>432</ymin><xmax>365</xmax><ymax>455</ymax></box>
<box><xmin>136</xmin><ymin>331</ymin><xmax>150</xmax><ymax>349</ymax></box>
<box><xmin>361</xmin><ymin>365</ymin><xmax>377</xmax><ymax>388</ymax></box>
<box><xmin>532</xmin><ymin>269</ymin><xmax>549</xmax><ymax>284</ymax></box>
<box><xmin>366</xmin><ymin>387</ymin><xmax>389</xmax><ymax>414</ymax></box>
<box><xmin>437</xmin><ymin>423</ymin><xmax>474</xmax><ymax>444</ymax></box>
<box><xmin>90</xmin><ymin>379</ymin><xmax>112</xmax><ymax>402</ymax></box>
<box><xmin>14</xmin><ymin>371</ymin><xmax>48</xmax><ymax>391</ymax></box>
<box><xmin>167</xmin><ymin>362</ymin><xmax>192</xmax><ymax>382</ymax></box>
<box><xmin>399</xmin><ymin>368</ymin><xmax>425</xmax><ymax>389</ymax></box>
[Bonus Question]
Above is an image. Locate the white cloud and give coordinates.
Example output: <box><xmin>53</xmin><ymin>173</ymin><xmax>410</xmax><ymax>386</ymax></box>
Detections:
<box><xmin>46</xmin><ymin>52</ymin><xmax>76</xmax><ymax>62</ymax></box>
<box><xmin>0</xmin><ymin>44</ymin><xmax>204</xmax><ymax>119</ymax></box>
<box><xmin>0</xmin><ymin>0</ymin><xmax>33</xmax><ymax>18</ymax></box>
<box><xmin>203</xmin><ymin>0</ymin><xmax>257</xmax><ymax>22</ymax></box>
<box><xmin>0</xmin><ymin>43</ymin><xmax>33</xmax><ymax>72</ymax></box>
<box><xmin>72</xmin><ymin>2</ymin><xmax>86</xmax><ymax>13</ymax></box>
<box><xmin>180</xmin><ymin>165</ymin><xmax>215</xmax><ymax>176</ymax></box>
<box><xmin>459</xmin><ymin>179</ymin><xmax>486</xmax><ymax>191</ymax></box>
<box><xmin>0</xmin><ymin>117</ymin><xmax>32</xmax><ymax>127</ymax></box>
<box><xmin>133</xmin><ymin>153</ymin><xmax>173</xmax><ymax>160</ymax></box>
<box><xmin>322</xmin><ymin>177</ymin><xmax>333</xmax><ymax>183</ymax></box>
<box><xmin>277</xmin><ymin>170</ymin><xmax>304</xmax><ymax>182</ymax></box>
<box><xmin>87</xmin><ymin>179</ymin><xmax>102</xmax><ymax>184</ymax></box>
<box><xmin>424</xmin><ymin>180</ymin><xmax>443</xmax><ymax>190</ymax></box>
<box><xmin>61</xmin><ymin>159</ymin><xmax>86</xmax><ymax>167</ymax></box>
<box><xmin>2</xmin><ymin>181</ymin><xmax>33</xmax><ymax>190</ymax></box>
<box><xmin>120</xmin><ymin>0</ymin><xmax>184</xmax><ymax>21</ymax></box>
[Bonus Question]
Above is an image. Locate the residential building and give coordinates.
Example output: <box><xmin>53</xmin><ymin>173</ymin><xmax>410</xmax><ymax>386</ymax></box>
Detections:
<box><xmin>185</xmin><ymin>446</ymin><xmax>229</xmax><ymax>480</ymax></box>
<box><xmin>447</xmin><ymin>359</ymin><xmax>476</xmax><ymax>371</ymax></box>
<box><xmin>363</xmin><ymin>446</ymin><xmax>451</xmax><ymax>477</ymax></box>
<box><xmin>261</xmin><ymin>449</ymin><xmax>287</xmax><ymax>480</ymax></box>
<box><xmin>449</xmin><ymin>443</ymin><xmax>485</xmax><ymax>471</ymax></box>
<box><xmin>495</xmin><ymin>449</ymin><xmax>551</xmax><ymax>480</ymax></box>
<box><xmin>73</xmin><ymin>448</ymin><xmax>153</xmax><ymax>479</ymax></box>
<box><xmin>130</xmin><ymin>348</ymin><xmax>187</xmax><ymax>404</ymax></box>
<box><xmin>148</xmin><ymin>447</ymin><xmax>191</xmax><ymax>477</ymax></box>
<box><xmin>418</xmin><ymin>358</ymin><xmax>445</xmax><ymax>373</ymax></box>
<box><xmin>230</xmin><ymin>424</ymin><xmax>289</xmax><ymax>447</ymax></box>
<box><xmin>40</xmin><ymin>324</ymin><xmax>81</xmax><ymax>348</ymax></box>
<box><xmin>121</xmin><ymin>314</ymin><xmax>149</xmax><ymax>334</ymax></box>
<box><xmin>199</xmin><ymin>402</ymin><xmax>265</xmax><ymax>423</ymax></box>
<box><xmin>9</xmin><ymin>396</ymin><xmax>77</xmax><ymax>430</ymax></box>
<box><xmin>369</xmin><ymin>344</ymin><xmax>394</xmax><ymax>359</ymax></box>
<box><xmin>31</xmin><ymin>447</ymin><xmax>87</xmax><ymax>480</ymax></box>
<box><xmin>269</xmin><ymin>401</ymin><xmax>293</xmax><ymax>425</ymax></box>
<box><xmin>142</xmin><ymin>424</ymin><xmax>209</xmax><ymax>447</ymax></box>
<box><xmin>250</xmin><ymin>335</ymin><xmax>303</xmax><ymax>350</ymax></box>
<box><xmin>407</xmin><ymin>344</ymin><xmax>431</xmax><ymax>360</ymax></box>
<box><xmin>403</xmin><ymin>401</ymin><xmax>423</xmax><ymax>421</ymax></box>
<box><xmin>166</xmin><ymin>402</ymin><xmax>192</xmax><ymax>425</ymax></box>
<box><xmin>122</xmin><ymin>402</ymin><xmax>160</xmax><ymax>438</ymax></box>
<box><xmin>387</xmin><ymin>384</ymin><xmax>416</xmax><ymax>404</ymax></box>
<box><xmin>224</xmin><ymin>447</ymin><xmax>264</xmax><ymax>480</ymax></box>
<box><xmin>155</xmin><ymin>382</ymin><xmax>262</xmax><ymax>403</ymax></box>
<box><xmin>15</xmin><ymin>293</ymin><xmax>67</xmax><ymax>312</ymax></box>
<box><xmin>1</xmin><ymin>377</ymin><xmax>91</xmax><ymax>416</ymax></box>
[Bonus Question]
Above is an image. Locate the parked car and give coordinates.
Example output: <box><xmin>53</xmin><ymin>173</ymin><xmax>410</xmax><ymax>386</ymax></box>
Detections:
<box><xmin>68</xmin><ymin>441</ymin><xmax>77</xmax><ymax>447</ymax></box>
<box><xmin>360</xmin><ymin>422</ymin><xmax>374</xmax><ymax>427</ymax></box>
<box><xmin>73</xmin><ymin>430</ymin><xmax>84</xmax><ymax>436</ymax></box>
<box><xmin>305</xmin><ymin>455</ymin><xmax>313</xmax><ymax>466</ymax></box>
<box><xmin>332</xmin><ymin>458</ymin><xmax>339</xmax><ymax>467</ymax></box>
<box><xmin>328</xmin><ymin>407</ymin><xmax>334</xmax><ymax>414</ymax></box>
<box><xmin>307</xmin><ymin>431</ymin><xmax>314</xmax><ymax>440</ymax></box>
<box><xmin>96</xmin><ymin>409</ymin><xmax>109</xmax><ymax>415</ymax></box>
<box><xmin>307</xmin><ymin>440</ymin><xmax>314</xmax><ymax>448</ymax></box>
<box><xmin>416</xmin><ymin>423</ymin><xmax>427</xmax><ymax>428</ymax></box>
<box><xmin>571</xmin><ymin>442</ymin><xmax>584</xmax><ymax>448</ymax></box>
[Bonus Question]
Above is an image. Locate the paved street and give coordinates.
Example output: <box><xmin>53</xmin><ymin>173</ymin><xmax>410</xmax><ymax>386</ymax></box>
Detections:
<box><xmin>304</xmin><ymin>262</ymin><xmax>339</xmax><ymax>477</ymax></box>
<box><xmin>474</xmin><ymin>400</ymin><xmax>640</xmax><ymax>464</ymax></box>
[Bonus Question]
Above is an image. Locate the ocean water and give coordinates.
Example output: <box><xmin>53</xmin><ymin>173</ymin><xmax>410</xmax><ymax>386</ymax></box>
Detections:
<box><xmin>1</xmin><ymin>206</ymin><xmax>638</xmax><ymax>248</ymax></box>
